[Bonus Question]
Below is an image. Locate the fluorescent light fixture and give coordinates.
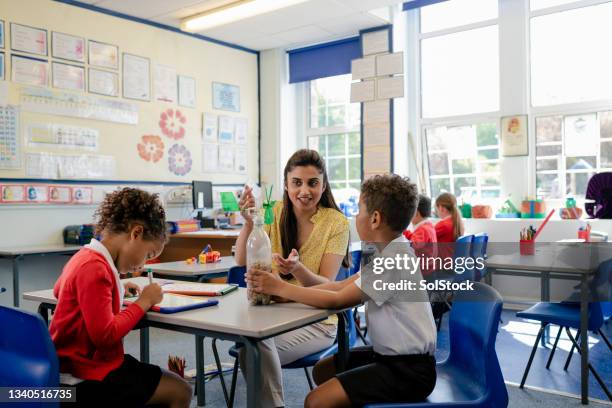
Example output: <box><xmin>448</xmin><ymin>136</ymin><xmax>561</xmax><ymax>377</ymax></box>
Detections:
<box><xmin>181</xmin><ymin>0</ymin><xmax>309</xmax><ymax>32</ymax></box>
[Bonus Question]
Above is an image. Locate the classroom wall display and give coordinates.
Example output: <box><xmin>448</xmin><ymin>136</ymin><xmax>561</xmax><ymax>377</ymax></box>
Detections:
<box><xmin>11</xmin><ymin>55</ymin><xmax>48</xmax><ymax>86</ymax></box>
<box><xmin>159</xmin><ymin>109</ymin><xmax>186</xmax><ymax>140</ymax></box>
<box><xmin>235</xmin><ymin>147</ymin><xmax>247</xmax><ymax>173</ymax></box>
<box><xmin>25</xmin><ymin>185</ymin><xmax>48</xmax><ymax>202</ymax></box>
<box><xmin>501</xmin><ymin>115</ymin><xmax>528</xmax><ymax>157</ymax></box>
<box><xmin>26</xmin><ymin>152</ymin><xmax>115</xmax><ymax>179</ymax></box>
<box><xmin>48</xmin><ymin>185</ymin><xmax>71</xmax><ymax>203</ymax></box>
<box><xmin>137</xmin><ymin>135</ymin><xmax>164</xmax><ymax>163</ymax></box>
<box><xmin>168</xmin><ymin>144</ymin><xmax>192</xmax><ymax>176</ymax></box>
<box><xmin>154</xmin><ymin>64</ymin><xmax>177</xmax><ymax>103</ymax></box>
<box><xmin>52</xmin><ymin>61</ymin><xmax>85</xmax><ymax>91</ymax></box>
<box><xmin>88</xmin><ymin>68</ymin><xmax>118</xmax><ymax>97</ymax></box>
<box><xmin>218</xmin><ymin>116</ymin><xmax>234</xmax><ymax>143</ymax></box>
<box><xmin>10</xmin><ymin>23</ymin><xmax>47</xmax><ymax>56</ymax></box>
<box><xmin>218</xmin><ymin>144</ymin><xmax>234</xmax><ymax>172</ymax></box>
<box><xmin>0</xmin><ymin>52</ymin><xmax>4</xmax><ymax>80</ymax></box>
<box><xmin>0</xmin><ymin>105</ymin><xmax>20</xmax><ymax>169</ymax></box>
<box><xmin>88</xmin><ymin>40</ymin><xmax>118</xmax><ymax>69</ymax></box>
<box><xmin>202</xmin><ymin>143</ymin><xmax>218</xmax><ymax>172</ymax></box>
<box><xmin>0</xmin><ymin>184</ymin><xmax>25</xmax><ymax>202</ymax></box>
<box><xmin>213</xmin><ymin>82</ymin><xmax>240</xmax><ymax>112</ymax></box>
<box><xmin>72</xmin><ymin>186</ymin><xmax>93</xmax><ymax>204</ymax></box>
<box><xmin>21</xmin><ymin>86</ymin><xmax>138</xmax><ymax>125</ymax></box>
<box><xmin>123</xmin><ymin>53</ymin><xmax>150</xmax><ymax>101</ymax></box>
<box><xmin>27</xmin><ymin>123</ymin><xmax>99</xmax><ymax>151</ymax></box>
<box><xmin>202</xmin><ymin>113</ymin><xmax>218</xmax><ymax>143</ymax></box>
<box><xmin>0</xmin><ymin>20</ymin><xmax>4</xmax><ymax>49</ymax></box>
<box><xmin>234</xmin><ymin>118</ymin><xmax>248</xmax><ymax>145</ymax></box>
<box><xmin>51</xmin><ymin>31</ymin><xmax>85</xmax><ymax>63</ymax></box>
<box><xmin>178</xmin><ymin>75</ymin><xmax>196</xmax><ymax>108</ymax></box>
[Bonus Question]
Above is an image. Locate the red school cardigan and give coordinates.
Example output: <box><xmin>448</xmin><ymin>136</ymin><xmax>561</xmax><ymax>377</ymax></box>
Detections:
<box><xmin>49</xmin><ymin>248</ymin><xmax>145</xmax><ymax>381</ymax></box>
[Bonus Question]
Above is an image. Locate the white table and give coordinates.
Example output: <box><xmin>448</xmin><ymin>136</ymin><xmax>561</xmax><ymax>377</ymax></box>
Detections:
<box><xmin>146</xmin><ymin>256</ymin><xmax>236</xmax><ymax>281</ymax></box>
<box><xmin>0</xmin><ymin>245</ymin><xmax>80</xmax><ymax>307</ymax></box>
<box><xmin>24</xmin><ymin>282</ymin><xmax>350</xmax><ymax>408</ymax></box>
<box><xmin>485</xmin><ymin>242</ymin><xmax>610</xmax><ymax>405</ymax></box>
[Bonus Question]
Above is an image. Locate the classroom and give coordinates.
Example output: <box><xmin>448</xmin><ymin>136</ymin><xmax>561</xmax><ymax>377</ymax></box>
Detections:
<box><xmin>0</xmin><ymin>0</ymin><xmax>610</xmax><ymax>407</ymax></box>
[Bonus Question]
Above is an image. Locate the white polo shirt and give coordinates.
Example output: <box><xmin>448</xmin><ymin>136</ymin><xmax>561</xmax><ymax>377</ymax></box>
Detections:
<box><xmin>355</xmin><ymin>235</ymin><xmax>437</xmax><ymax>356</ymax></box>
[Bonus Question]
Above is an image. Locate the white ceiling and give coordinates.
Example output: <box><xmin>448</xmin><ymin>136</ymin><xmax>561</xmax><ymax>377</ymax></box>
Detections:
<box><xmin>77</xmin><ymin>0</ymin><xmax>405</xmax><ymax>51</ymax></box>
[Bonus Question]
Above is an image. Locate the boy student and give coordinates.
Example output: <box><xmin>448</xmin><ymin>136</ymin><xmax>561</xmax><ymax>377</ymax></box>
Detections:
<box><xmin>49</xmin><ymin>188</ymin><xmax>192</xmax><ymax>408</ymax></box>
<box><xmin>247</xmin><ymin>175</ymin><xmax>437</xmax><ymax>407</ymax></box>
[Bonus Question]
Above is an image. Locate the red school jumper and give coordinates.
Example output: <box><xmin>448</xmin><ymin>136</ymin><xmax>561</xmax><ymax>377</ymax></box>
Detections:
<box><xmin>49</xmin><ymin>247</ymin><xmax>145</xmax><ymax>381</ymax></box>
<box><xmin>434</xmin><ymin>216</ymin><xmax>455</xmax><ymax>243</ymax></box>
<box><xmin>404</xmin><ymin>219</ymin><xmax>437</xmax><ymax>244</ymax></box>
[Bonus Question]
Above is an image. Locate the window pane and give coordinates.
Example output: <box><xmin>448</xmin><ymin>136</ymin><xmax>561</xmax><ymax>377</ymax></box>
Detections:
<box><xmin>480</xmin><ymin>162</ymin><xmax>500</xmax><ymax>173</ymax></box>
<box><xmin>308</xmin><ymin>136</ymin><xmax>319</xmax><ymax>151</ymax></box>
<box><xmin>428</xmin><ymin>153</ymin><xmax>449</xmax><ymax>175</ymax></box>
<box><xmin>328</xmin><ymin>134</ymin><xmax>346</xmax><ymax>156</ymax></box>
<box><xmin>536</xmin><ymin>158</ymin><xmax>559</xmax><ymax>171</ymax></box>
<box><xmin>482</xmin><ymin>175</ymin><xmax>501</xmax><ymax>187</ymax></box>
<box><xmin>328</xmin><ymin>158</ymin><xmax>346</xmax><ymax>181</ymax></box>
<box><xmin>425</xmin><ymin>127</ymin><xmax>448</xmax><ymax>150</ymax></box>
<box><xmin>348</xmin><ymin>157</ymin><xmax>361</xmax><ymax>180</ymax></box>
<box><xmin>348</xmin><ymin>182</ymin><xmax>361</xmax><ymax>191</ymax></box>
<box><xmin>331</xmin><ymin>182</ymin><xmax>346</xmax><ymax>191</ymax></box>
<box><xmin>566</xmin><ymin>172</ymin><xmax>594</xmax><ymax>197</ymax></box>
<box><xmin>309</xmin><ymin>74</ymin><xmax>359</xmax><ymax>129</ymax></box>
<box><xmin>536</xmin><ymin>145</ymin><xmax>562</xmax><ymax>156</ymax></box>
<box><xmin>452</xmin><ymin>159</ymin><xmax>474</xmax><ymax>174</ymax></box>
<box><xmin>476</xmin><ymin>123</ymin><xmax>499</xmax><ymax>146</ymax></box>
<box><xmin>348</xmin><ymin>132</ymin><xmax>360</xmax><ymax>155</ymax></box>
<box><xmin>531</xmin><ymin>0</ymin><xmax>580</xmax><ymax>11</ymax></box>
<box><xmin>536</xmin><ymin>116</ymin><xmax>562</xmax><ymax>143</ymax></box>
<box><xmin>421</xmin><ymin>26</ymin><xmax>499</xmax><ymax>118</ymax></box>
<box><xmin>478</xmin><ymin>149</ymin><xmax>498</xmax><ymax>161</ymax></box>
<box><xmin>431</xmin><ymin>178</ymin><xmax>450</xmax><ymax>197</ymax></box>
<box><xmin>328</xmin><ymin>105</ymin><xmax>347</xmax><ymax>127</ymax></box>
<box><xmin>600</xmin><ymin>111</ymin><xmax>612</xmax><ymax>139</ymax></box>
<box><xmin>531</xmin><ymin>2</ymin><xmax>612</xmax><ymax>106</ymax></box>
<box><xmin>566</xmin><ymin>156</ymin><xmax>596</xmax><ymax>170</ymax></box>
<box><xmin>601</xmin><ymin>141</ymin><xmax>612</xmax><ymax>168</ymax></box>
<box><xmin>481</xmin><ymin>189</ymin><xmax>501</xmax><ymax>198</ymax></box>
<box><xmin>421</xmin><ymin>0</ymin><xmax>498</xmax><ymax>33</ymax></box>
<box><xmin>453</xmin><ymin>177</ymin><xmax>477</xmax><ymax>197</ymax></box>
<box><xmin>537</xmin><ymin>173</ymin><xmax>562</xmax><ymax>198</ymax></box>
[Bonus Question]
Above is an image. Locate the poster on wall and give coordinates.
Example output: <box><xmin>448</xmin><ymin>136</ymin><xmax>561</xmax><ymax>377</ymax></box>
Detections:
<box><xmin>123</xmin><ymin>53</ymin><xmax>150</xmax><ymax>101</ymax></box>
<box><xmin>501</xmin><ymin>115</ymin><xmax>528</xmax><ymax>157</ymax></box>
<box><xmin>0</xmin><ymin>105</ymin><xmax>20</xmax><ymax>169</ymax></box>
<box><xmin>25</xmin><ymin>185</ymin><xmax>48</xmax><ymax>202</ymax></box>
<box><xmin>88</xmin><ymin>68</ymin><xmax>118</xmax><ymax>97</ymax></box>
<box><xmin>11</xmin><ymin>55</ymin><xmax>48</xmax><ymax>87</ymax></box>
<box><xmin>48</xmin><ymin>185</ymin><xmax>71</xmax><ymax>203</ymax></box>
<box><xmin>202</xmin><ymin>143</ymin><xmax>218</xmax><ymax>172</ymax></box>
<box><xmin>234</xmin><ymin>118</ymin><xmax>248</xmax><ymax>145</ymax></box>
<box><xmin>154</xmin><ymin>64</ymin><xmax>177</xmax><ymax>104</ymax></box>
<box><xmin>218</xmin><ymin>145</ymin><xmax>235</xmax><ymax>172</ymax></box>
<box><xmin>88</xmin><ymin>40</ymin><xmax>118</xmax><ymax>69</ymax></box>
<box><xmin>10</xmin><ymin>23</ymin><xmax>48</xmax><ymax>56</ymax></box>
<box><xmin>235</xmin><ymin>147</ymin><xmax>247</xmax><ymax>173</ymax></box>
<box><xmin>213</xmin><ymin>82</ymin><xmax>240</xmax><ymax>112</ymax></box>
<box><xmin>1</xmin><ymin>185</ymin><xmax>25</xmax><ymax>203</ymax></box>
<box><xmin>202</xmin><ymin>113</ymin><xmax>218</xmax><ymax>143</ymax></box>
<box><xmin>72</xmin><ymin>186</ymin><xmax>93</xmax><ymax>204</ymax></box>
<box><xmin>51</xmin><ymin>32</ymin><xmax>85</xmax><ymax>63</ymax></box>
<box><xmin>52</xmin><ymin>62</ymin><xmax>85</xmax><ymax>92</ymax></box>
<box><xmin>178</xmin><ymin>75</ymin><xmax>196</xmax><ymax>108</ymax></box>
<box><xmin>218</xmin><ymin>116</ymin><xmax>234</xmax><ymax>144</ymax></box>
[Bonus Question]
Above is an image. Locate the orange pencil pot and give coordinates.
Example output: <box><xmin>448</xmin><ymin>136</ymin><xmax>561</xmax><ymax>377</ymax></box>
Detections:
<box><xmin>519</xmin><ymin>239</ymin><xmax>535</xmax><ymax>255</ymax></box>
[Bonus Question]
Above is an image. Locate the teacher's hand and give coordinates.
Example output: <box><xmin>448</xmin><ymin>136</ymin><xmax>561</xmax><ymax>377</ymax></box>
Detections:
<box><xmin>239</xmin><ymin>185</ymin><xmax>256</xmax><ymax>223</ymax></box>
<box><xmin>273</xmin><ymin>249</ymin><xmax>300</xmax><ymax>276</ymax></box>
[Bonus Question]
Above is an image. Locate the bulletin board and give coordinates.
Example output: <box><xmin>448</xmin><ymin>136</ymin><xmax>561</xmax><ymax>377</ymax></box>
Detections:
<box><xmin>0</xmin><ymin>0</ymin><xmax>259</xmax><ymax>185</ymax></box>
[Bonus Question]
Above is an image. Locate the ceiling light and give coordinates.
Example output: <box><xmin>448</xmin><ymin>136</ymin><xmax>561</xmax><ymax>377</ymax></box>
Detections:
<box><xmin>181</xmin><ymin>0</ymin><xmax>309</xmax><ymax>32</ymax></box>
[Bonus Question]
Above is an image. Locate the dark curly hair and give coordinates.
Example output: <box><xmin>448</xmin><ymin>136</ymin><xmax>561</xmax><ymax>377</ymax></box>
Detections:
<box><xmin>361</xmin><ymin>175</ymin><xmax>418</xmax><ymax>232</ymax></box>
<box><xmin>94</xmin><ymin>187</ymin><xmax>167</xmax><ymax>241</ymax></box>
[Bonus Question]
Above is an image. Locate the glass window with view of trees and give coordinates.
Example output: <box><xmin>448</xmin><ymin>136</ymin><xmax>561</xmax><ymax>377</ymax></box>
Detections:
<box><xmin>307</xmin><ymin>75</ymin><xmax>361</xmax><ymax>192</ymax></box>
<box><xmin>426</xmin><ymin>123</ymin><xmax>501</xmax><ymax>200</ymax></box>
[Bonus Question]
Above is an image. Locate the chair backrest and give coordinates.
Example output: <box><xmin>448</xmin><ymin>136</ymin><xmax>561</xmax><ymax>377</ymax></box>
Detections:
<box><xmin>349</xmin><ymin>250</ymin><xmax>362</xmax><ymax>276</ymax></box>
<box><xmin>0</xmin><ymin>306</ymin><xmax>59</xmax><ymax>391</ymax></box>
<box><xmin>447</xmin><ymin>283</ymin><xmax>507</xmax><ymax>407</ymax></box>
<box><xmin>471</xmin><ymin>233</ymin><xmax>489</xmax><ymax>280</ymax></box>
<box><xmin>453</xmin><ymin>234</ymin><xmax>474</xmax><ymax>281</ymax></box>
<box><xmin>228</xmin><ymin>266</ymin><xmax>247</xmax><ymax>287</ymax></box>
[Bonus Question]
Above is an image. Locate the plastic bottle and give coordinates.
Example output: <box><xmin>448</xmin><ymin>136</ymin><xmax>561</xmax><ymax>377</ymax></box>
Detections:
<box><xmin>246</xmin><ymin>209</ymin><xmax>273</xmax><ymax>305</ymax></box>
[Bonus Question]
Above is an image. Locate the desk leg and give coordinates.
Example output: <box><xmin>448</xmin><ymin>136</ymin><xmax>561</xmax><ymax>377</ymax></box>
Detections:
<box><xmin>140</xmin><ymin>327</ymin><xmax>150</xmax><ymax>363</ymax></box>
<box><xmin>12</xmin><ymin>256</ymin><xmax>22</xmax><ymax>308</ymax></box>
<box><xmin>243</xmin><ymin>338</ymin><xmax>261</xmax><ymax>408</ymax></box>
<box><xmin>196</xmin><ymin>335</ymin><xmax>206</xmax><ymax>407</ymax></box>
<box><xmin>541</xmin><ymin>272</ymin><xmax>550</xmax><ymax>346</ymax></box>
<box><xmin>580</xmin><ymin>275</ymin><xmax>589</xmax><ymax>405</ymax></box>
<box><xmin>38</xmin><ymin>303</ymin><xmax>50</xmax><ymax>326</ymax></box>
<box><xmin>336</xmin><ymin>312</ymin><xmax>349</xmax><ymax>373</ymax></box>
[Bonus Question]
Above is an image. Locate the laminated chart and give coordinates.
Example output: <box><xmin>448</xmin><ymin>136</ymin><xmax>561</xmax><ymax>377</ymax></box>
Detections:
<box><xmin>0</xmin><ymin>105</ymin><xmax>20</xmax><ymax>169</ymax></box>
<box><xmin>20</xmin><ymin>86</ymin><xmax>139</xmax><ymax>125</ymax></box>
<box><xmin>26</xmin><ymin>153</ymin><xmax>115</xmax><ymax>179</ymax></box>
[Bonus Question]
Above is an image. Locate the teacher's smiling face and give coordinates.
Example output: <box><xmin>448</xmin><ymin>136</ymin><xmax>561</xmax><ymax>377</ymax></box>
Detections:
<box><xmin>286</xmin><ymin>165</ymin><xmax>325</xmax><ymax>212</ymax></box>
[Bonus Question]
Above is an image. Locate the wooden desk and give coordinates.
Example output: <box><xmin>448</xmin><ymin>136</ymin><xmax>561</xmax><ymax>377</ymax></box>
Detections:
<box><xmin>159</xmin><ymin>229</ymin><xmax>241</xmax><ymax>261</ymax></box>
<box><xmin>147</xmin><ymin>256</ymin><xmax>236</xmax><ymax>282</ymax></box>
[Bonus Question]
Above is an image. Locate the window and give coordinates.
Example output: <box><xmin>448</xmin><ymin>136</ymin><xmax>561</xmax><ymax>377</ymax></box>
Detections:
<box><xmin>530</xmin><ymin>1</ymin><xmax>612</xmax><ymax>106</ymax></box>
<box><xmin>420</xmin><ymin>0</ymin><xmax>498</xmax><ymax>33</ymax></box>
<box><xmin>306</xmin><ymin>75</ymin><xmax>361</xmax><ymax>191</ymax></box>
<box><xmin>536</xmin><ymin>111</ymin><xmax>612</xmax><ymax>198</ymax></box>
<box><xmin>425</xmin><ymin>123</ymin><xmax>501</xmax><ymax>199</ymax></box>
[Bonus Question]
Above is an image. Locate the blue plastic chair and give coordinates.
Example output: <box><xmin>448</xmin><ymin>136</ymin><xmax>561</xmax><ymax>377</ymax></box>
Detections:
<box><xmin>471</xmin><ymin>233</ymin><xmax>488</xmax><ymax>281</ymax></box>
<box><xmin>0</xmin><ymin>306</ymin><xmax>59</xmax><ymax>408</ymax></box>
<box><xmin>452</xmin><ymin>234</ymin><xmax>475</xmax><ymax>282</ymax></box>
<box><xmin>516</xmin><ymin>302</ymin><xmax>611</xmax><ymax>399</ymax></box>
<box><xmin>365</xmin><ymin>282</ymin><xmax>507</xmax><ymax>408</ymax></box>
<box><xmin>213</xmin><ymin>265</ymin><xmax>358</xmax><ymax>407</ymax></box>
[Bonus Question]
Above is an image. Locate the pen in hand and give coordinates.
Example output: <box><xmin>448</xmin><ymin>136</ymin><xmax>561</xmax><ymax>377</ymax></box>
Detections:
<box><xmin>148</xmin><ymin>268</ymin><xmax>153</xmax><ymax>285</ymax></box>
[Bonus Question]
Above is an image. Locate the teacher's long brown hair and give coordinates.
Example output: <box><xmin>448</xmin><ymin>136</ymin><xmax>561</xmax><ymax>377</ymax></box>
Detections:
<box><xmin>280</xmin><ymin>149</ymin><xmax>350</xmax><ymax>280</ymax></box>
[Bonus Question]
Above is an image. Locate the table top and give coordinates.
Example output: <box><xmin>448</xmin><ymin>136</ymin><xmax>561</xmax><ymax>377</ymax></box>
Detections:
<box><xmin>146</xmin><ymin>256</ymin><xmax>236</xmax><ymax>276</ymax></box>
<box><xmin>0</xmin><ymin>244</ymin><xmax>81</xmax><ymax>257</ymax></box>
<box><xmin>173</xmin><ymin>229</ymin><xmax>241</xmax><ymax>239</ymax></box>
<box><xmin>23</xmin><ymin>280</ymin><xmax>335</xmax><ymax>339</ymax></box>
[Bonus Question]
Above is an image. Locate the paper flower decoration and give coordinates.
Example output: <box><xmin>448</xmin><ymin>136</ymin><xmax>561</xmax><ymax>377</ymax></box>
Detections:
<box><xmin>137</xmin><ymin>135</ymin><xmax>164</xmax><ymax>162</ymax></box>
<box><xmin>159</xmin><ymin>109</ymin><xmax>186</xmax><ymax>140</ymax></box>
<box><xmin>168</xmin><ymin>144</ymin><xmax>192</xmax><ymax>176</ymax></box>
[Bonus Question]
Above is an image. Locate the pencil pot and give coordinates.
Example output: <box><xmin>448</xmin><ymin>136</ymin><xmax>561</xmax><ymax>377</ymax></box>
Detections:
<box><xmin>519</xmin><ymin>239</ymin><xmax>535</xmax><ymax>255</ymax></box>
<box><xmin>246</xmin><ymin>211</ymin><xmax>272</xmax><ymax>305</ymax></box>
<box><xmin>577</xmin><ymin>230</ymin><xmax>590</xmax><ymax>242</ymax></box>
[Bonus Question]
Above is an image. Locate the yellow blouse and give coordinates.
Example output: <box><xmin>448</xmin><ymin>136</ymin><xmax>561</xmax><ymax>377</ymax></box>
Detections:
<box><xmin>265</xmin><ymin>201</ymin><xmax>350</xmax><ymax>325</ymax></box>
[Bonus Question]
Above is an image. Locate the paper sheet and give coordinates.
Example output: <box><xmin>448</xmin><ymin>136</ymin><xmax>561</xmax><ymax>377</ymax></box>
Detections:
<box><xmin>27</xmin><ymin>123</ymin><xmax>99</xmax><ymax>151</ymax></box>
<box><xmin>234</xmin><ymin>118</ymin><xmax>248</xmax><ymax>145</ymax></box>
<box><xmin>0</xmin><ymin>105</ymin><xmax>20</xmax><ymax>169</ymax></box>
<box><xmin>11</xmin><ymin>55</ymin><xmax>48</xmax><ymax>87</ymax></box>
<box><xmin>362</xmin><ymin>30</ymin><xmax>389</xmax><ymax>56</ymax></box>
<box><xmin>376</xmin><ymin>52</ymin><xmax>404</xmax><ymax>76</ymax></box>
<box><xmin>52</xmin><ymin>62</ymin><xmax>85</xmax><ymax>91</ymax></box>
<box><xmin>203</xmin><ymin>113</ymin><xmax>218</xmax><ymax>143</ymax></box>
<box><xmin>350</xmin><ymin>80</ymin><xmax>375</xmax><ymax>103</ymax></box>
<box><xmin>88</xmin><ymin>68</ymin><xmax>118</xmax><ymax>97</ymax></box>
<box><xmin>178</xmin><ymin>75</ymin><xmax>196</xmax><ymax>108</ymax></box>
<box><xmin>376</xmin><ymin>76</ymin><xmax>404</xmax><ymax>99</ymax></box>
<box><xmin>202</xmin><ymin>143</ymin><xmax>218</xmax><ymax>172</ymax></box>
<box><xmin>364</xmin><ymin>123</ymin><xmax>390</xmax><ymax>147</ymax></box>
<box><xmin>218</xmin><ymin>116</ymin><xmax>235</xmax><ymax>144</ymax></box>
<box><xmin>235</xmin><ymin>147</ymin><xmax>247</xmax><ymax>173</ymax></box>
<box><xmin>123</xmin><ymin>53</ymin><xmax>150</xmax><ymax>101</ymax></box>
<box><xmin>363</xmin><ymin>100</ymin><xmax>390</xmax><ymax>124</ymax></box>
<box><xmin>218</xmin><ymin>145</ymin><xmax>234</xmax><ymax>172</ymax></box>
<box><xmin>351</xmin><ymin>56</ymin><xmax>376</xmax><ymax>80</ymax></box>
<box><xmin>154</xmin><ymin>64</ymin><xmax>177</xmax><ymax>104</ymax></box>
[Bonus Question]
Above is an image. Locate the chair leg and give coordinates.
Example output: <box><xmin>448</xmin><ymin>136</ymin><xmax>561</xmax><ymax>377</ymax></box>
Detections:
<box><xmin>304</xmin><ymin>367</ymin><xmax>314</xmax><ymax>390</ymax></box>
<box><xmin>211</xmin><ymin>338</ymin><xmax>230</xmax><ymax>406</ymax></box>
<box><xmin>228</xmin><ymin>357</ymin><xmax>239</xmax><ymax>408</ymax></box>
<box><xmin>520</xmin><ymin>323</ymin><xmax>547</xmax><ymax>388</ymax></box>
<box><xmin>565</xmin><ymin>327</ymin><xmax>612</xmax><ymax>400</ymax></box>
<box><xmin>598</xmin><ymin>329</ymin><xmax>612</xmax><ymax>351</ymax></box>
<box><xmin>546</xmin><ymin>326</ymin><xmax>564</xmax><ymax>369</ymax></box>
<box><xmin>353</xmin><ymin>308</ymin><xmax>369</xmax><ymax>345</ymax></box>
<box><xmin>563</xmin><ymin>329</ymin><xmax>580</xmax><ymax>371</ymax></box>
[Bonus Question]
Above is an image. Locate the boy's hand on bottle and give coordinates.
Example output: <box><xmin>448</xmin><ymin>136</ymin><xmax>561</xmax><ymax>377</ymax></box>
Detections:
<box><xmin>139</xmin><ymin>283</ymin><xmax>163</xmax><ymax>308</ymax></box>
<box><xmin>239</xmin><ymin>185</ymin><xmax>256</xmax><ymax>223</ymax></box>
<box><xmin>273</xmin><ymin>249</ymin><xmax>300</xmax><ymax>275</ymax></box>
<box><xmin>247</xmin><ymin>268</ymin><xmax>283</xmax><ymax>296</ymax></box>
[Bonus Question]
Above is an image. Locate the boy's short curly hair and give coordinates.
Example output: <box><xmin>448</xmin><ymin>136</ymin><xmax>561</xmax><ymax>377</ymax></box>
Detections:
<box><xmin>361</xmin><ymin>175</ymin><xmax>418</xmax><ymax>232</ymax></box>
<box><xmin>94</xmin><ymin>187</ymin><xmax>167</xmax><ymax>241</ymax></box>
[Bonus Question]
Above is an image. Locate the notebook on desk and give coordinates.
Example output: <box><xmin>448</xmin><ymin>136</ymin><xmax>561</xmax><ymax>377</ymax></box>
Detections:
<box><xmin>124</xmin><ymin>293</ymin><xmax>218</xmax><ymax>314</ymax></box>
<box><xmin>162</xmin><ymin>282</ymin><xmax>238</xmax><ymax>296</ymax></box>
